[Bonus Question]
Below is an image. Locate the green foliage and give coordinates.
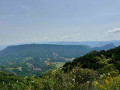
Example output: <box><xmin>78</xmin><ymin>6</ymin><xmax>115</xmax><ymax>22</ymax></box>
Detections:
<box><xmin>0</xmin><ymin>44</ymin><xmax>92</xmax><ymax>76</ymax></box>
<box><xmin>0</xmin><ymin>64</ymin><xmax>120</xmax><ymax>90</ymax></box>
<box><xmin>0</xmin><ymin>67</ymin><xmax>98</xmax><ymax>90</ymax></box>
<box><xmin>95</xmin><ymin>55</ymin><xmax>119</xmax><ymax>76</ymax></box>
<box><xmin>63</xmin><ymin>46</ymin><xmax>120</xmax><ymax>73</ymax></box>
<box><xmin>0</xmin><ymin>44</ymin><xmax>91</xmax><ymax>65</ymax></box>
<box><xmin>0</xmin><ymin>45</ymin><xmax>120</xmax><ymax>89</ymax></box>
<box><xmin>92</xmin><ymin>74</ymin><xmax>120</xmax><ymax>90</ymax></box>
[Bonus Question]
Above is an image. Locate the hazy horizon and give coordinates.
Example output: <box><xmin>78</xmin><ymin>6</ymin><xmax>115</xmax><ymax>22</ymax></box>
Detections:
<box><xmin>0</xmin><ymin>0</ymin><xmax>120</xmax><ymax>45</ymax></box>
<box><xmin>0</xmin><ymin>40</ymin><xmax>119</xmax><ymax>46</ymax></box>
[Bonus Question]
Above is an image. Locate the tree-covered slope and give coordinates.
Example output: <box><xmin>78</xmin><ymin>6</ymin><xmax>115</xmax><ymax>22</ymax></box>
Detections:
<box><xmin>63</xmin><ymin>46</ymin><xmax>120</xmax><ymax>72</ymax></box>
<box><xmin>0</xmin><ymin>71</ymin><xmax>23</xmax><ymax>85</ymax></box>
<box><xmin>0</xmin><ymin>44</ymin><xmax>92</xmax><ymax>76</ymax></box>
<box><xmin>0</xmin><ymin>44</ymin><xmax>92</xmax><ymax>65</ymax></box>
<box><xmin>0</xmin><ymin>44</ymin><xmax>116</xmax><ymax>76</ymax></box>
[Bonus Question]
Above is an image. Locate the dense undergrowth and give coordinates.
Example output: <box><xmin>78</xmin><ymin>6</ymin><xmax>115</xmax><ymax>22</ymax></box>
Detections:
<box><xmin>0</xmin><ymin>56</ymin><xmax>120</xmax><ymax>90</ymax></box>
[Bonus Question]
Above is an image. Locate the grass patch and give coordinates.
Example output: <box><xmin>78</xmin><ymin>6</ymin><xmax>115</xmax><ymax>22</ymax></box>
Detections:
<box><xmin>55</xmin><ymin>62</ymin><xmax>65</xmax><ymax>68</ymax></box>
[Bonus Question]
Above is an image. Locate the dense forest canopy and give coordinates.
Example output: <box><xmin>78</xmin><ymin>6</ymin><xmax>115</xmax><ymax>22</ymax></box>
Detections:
<box><xmin>63</xmin><ymin>46</ymin><xmax>120</xmax><ymax>73</ymax></box>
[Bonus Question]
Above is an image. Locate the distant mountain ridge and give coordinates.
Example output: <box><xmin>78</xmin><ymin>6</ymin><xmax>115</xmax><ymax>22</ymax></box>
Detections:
<box><xmin>93</xmin><ymin>43</ymin><xmax>116</xmax><ymax>51</ymax></box>
<box><xmin>46</xmin><ymin>40</ymin><xmax>120</xmax><ymax>47</ymax></box>
<box><xmin>0</xmin><ymin>46</ymin><xmax>6</xmax><ymax>51</ymax></box>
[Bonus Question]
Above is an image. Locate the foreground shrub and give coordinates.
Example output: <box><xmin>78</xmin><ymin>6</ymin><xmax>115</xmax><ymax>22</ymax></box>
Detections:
<box><xmin>93</xmin><ymin>75</ymin><xmax>120</xmax><ymax>90</ymax></box>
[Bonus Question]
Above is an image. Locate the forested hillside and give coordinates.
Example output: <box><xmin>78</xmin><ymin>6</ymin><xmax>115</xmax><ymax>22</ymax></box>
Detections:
<box><xmin>63</xmin><ymin>45</ymin><xmax>120</xmax><ymax>72</ymax></box>
<box><xmin>0</xmin><ymin>44</ymin><xmax>92</xmax><ymax>64</ymax></box>
<box><xmin>0</xmin><ymin>44</ymin><xmax>92</xmax><ymax>76</ymax></box>
<box><xmin>0</xmin><ymin>44</ymin><xmax>115</xmax><ymax>76</ymax></box>
<box><xmin>0</xmin><ymin>46</ymin><xmax>120</xmax><ymax>89</ymax></box>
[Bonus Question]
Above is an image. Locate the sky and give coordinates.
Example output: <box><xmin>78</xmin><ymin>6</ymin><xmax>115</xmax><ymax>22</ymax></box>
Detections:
<box><xmin>0</xmin><ymin>0</ymin><xmax>120</xmax><ymax>45</ymax></box>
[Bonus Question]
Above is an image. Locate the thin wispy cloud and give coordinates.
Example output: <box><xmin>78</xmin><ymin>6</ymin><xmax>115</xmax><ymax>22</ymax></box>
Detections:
<box><xmin>18</xmin><ymin>5</ymin><xmax>32</xmax><ymax>15</ymax></box>
<box><xmin>105</xmin><ymin>28</ymin><xmax>120</xmax><ymax>33</ymax></box>
<box><xmin>1</xmin><ymin>4</ymin><xmax>32</xmax><ymax>18</ymax></box>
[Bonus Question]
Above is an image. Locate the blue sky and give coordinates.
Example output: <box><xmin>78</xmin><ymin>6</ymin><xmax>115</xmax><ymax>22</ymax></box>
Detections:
<box><xmin>0</xmin><ymin>0</ymin><xmax>120</xmax><ymax>45</ymax></box>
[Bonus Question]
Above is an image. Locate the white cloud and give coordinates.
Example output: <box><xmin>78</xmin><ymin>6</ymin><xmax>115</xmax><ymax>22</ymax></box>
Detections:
<box><xmin>106</xmin><ymin>28</ymin><xmax>120</xmax><ymax>33</ymax></box>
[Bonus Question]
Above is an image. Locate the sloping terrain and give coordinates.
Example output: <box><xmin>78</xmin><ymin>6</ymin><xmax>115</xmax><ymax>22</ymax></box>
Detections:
<box><xmin>63</xmin><ymin>45</ymin><xmax>120</xmax><ymax>72</ymax></box>
<box><xmin>0</xmin><ymin>45</ymin><xmax>120</xmax><ymax>89</ymax></box>
<box><xmin>0</xmin><ymin>44</ymin><xmax>116</xmax><ymax>76</ymax></box>
<box><xmin>93</xmin><ymin>43</ymin><xmax>115</xmax><ymax>51</ymax></box>
<box><xmin>0</xmin><ymin>44</ymin><xmax>91</xmax><ymax>76</ymax></box>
